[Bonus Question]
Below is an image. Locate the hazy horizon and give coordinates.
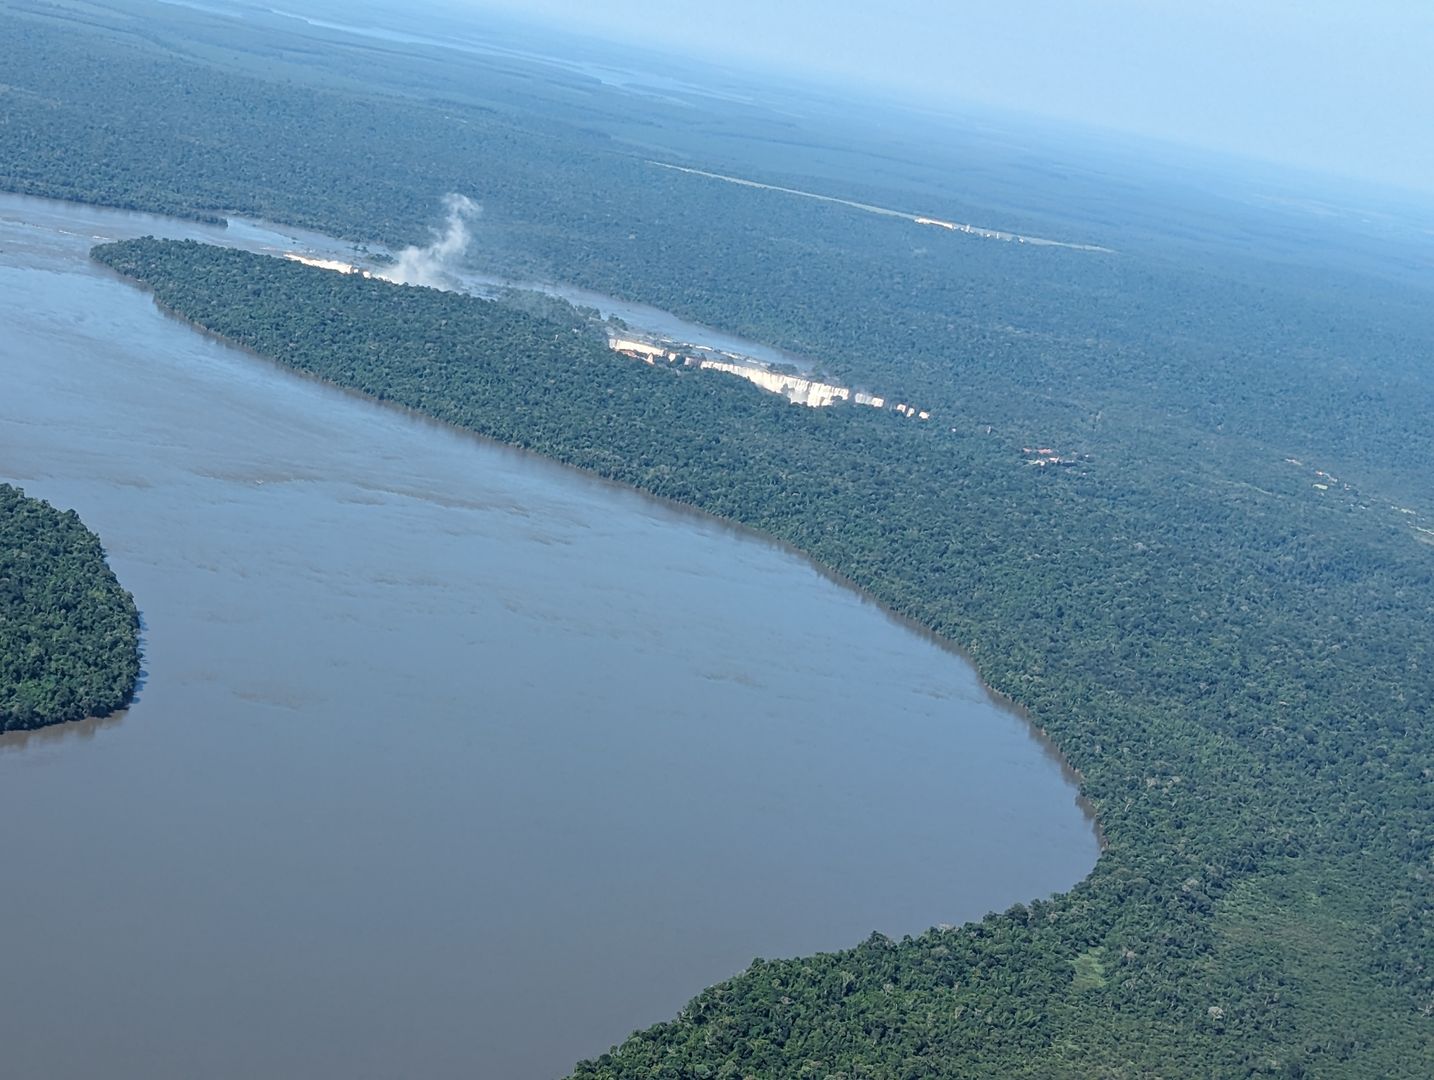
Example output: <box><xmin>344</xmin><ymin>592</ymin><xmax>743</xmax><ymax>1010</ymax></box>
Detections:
<box><xmin>422</xmin><ymin>0</ymin><xmax>1433</xmax><ymax>201</ymax></box>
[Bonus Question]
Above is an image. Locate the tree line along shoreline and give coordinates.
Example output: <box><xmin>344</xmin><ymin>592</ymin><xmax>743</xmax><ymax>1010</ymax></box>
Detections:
<box><xmin>0</xmin><ymin>483</ymin><xmax>141</xmax><ymax>732</ymax></box>
<box><xmin>89</xmin><ymin>236</ymin><xmax>1433</xmax><ymax>1078</ymax></box>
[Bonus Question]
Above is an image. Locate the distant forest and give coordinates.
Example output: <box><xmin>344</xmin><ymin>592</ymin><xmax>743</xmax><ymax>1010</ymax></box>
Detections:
<box><xmin>5</xmin><ymin>0</ymin><xmax>1434</xmax><ymax>505</ymax></box>
<box><xmin>0</xmin><ymin>484</ymin><xmax>141</xmax><ymax>730</ymax></box>
<box><xmin>96</xmin><ymin>238</ymin><xmax>1433</xmax><ymax>1077</ymax></box>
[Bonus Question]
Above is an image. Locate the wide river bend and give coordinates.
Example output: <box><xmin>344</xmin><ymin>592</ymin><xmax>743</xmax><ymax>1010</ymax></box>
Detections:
<box><xmin>0</xmin><ymin>194</ymin><xmax>1098</xmax><ymax>1079</ymax></box>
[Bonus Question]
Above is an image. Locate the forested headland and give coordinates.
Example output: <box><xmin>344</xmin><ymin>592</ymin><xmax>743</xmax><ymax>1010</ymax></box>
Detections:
<box><xmin>94</xmin><ymin>238</ymin><xmax>1433</xmax><ymax>1078</ymax></box>
<box><xmin>0</xmin><ymin>484</ymin><xmax>141</xmax><ymax>731</ymax></box>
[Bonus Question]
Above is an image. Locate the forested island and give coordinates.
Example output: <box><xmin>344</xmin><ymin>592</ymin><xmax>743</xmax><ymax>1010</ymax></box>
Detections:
<box><xmin>94</xmin><ymin>237</ymin><xmax>1433</xmax><ymax>1077</ymax></box>
<box><xmin>0</xmin><ymin>484</ymin><xmax>141</xmax><ymax>731</ymax></box>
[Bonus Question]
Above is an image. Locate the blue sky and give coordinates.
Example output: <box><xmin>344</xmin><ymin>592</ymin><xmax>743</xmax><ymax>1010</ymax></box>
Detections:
<box><xmin>458</xmin><ymin>0</ymin><xmax>1434</xmax><ymax>196</ymax></box>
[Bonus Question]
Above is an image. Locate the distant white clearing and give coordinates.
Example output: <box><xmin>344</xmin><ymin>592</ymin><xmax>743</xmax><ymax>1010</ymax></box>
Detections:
<box><xmin>649</xmin><ymin>161</ymin><xmax>1115</xmax><ymax>253</ymax></box>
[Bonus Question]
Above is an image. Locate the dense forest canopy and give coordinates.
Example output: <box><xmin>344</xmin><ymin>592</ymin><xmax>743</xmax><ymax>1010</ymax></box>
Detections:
<box><xmin>0</xmin><ymin>484</ymin><xmax>141</xmax><ymax>730</ymax></box>
<box><xmin>95</xmin><ymin>238</ymin><xmax>1433</xmax><ymax>1077</ymax></box>
<box><xmin>3</xmin><ymin>0</ymin><xmax>1432</xmax><ymax>1073</ymax></box>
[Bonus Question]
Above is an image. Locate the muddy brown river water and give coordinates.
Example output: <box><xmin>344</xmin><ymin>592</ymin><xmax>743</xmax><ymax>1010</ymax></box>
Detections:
<box><xmin>0</xmin><ymin>193</ymin><xmax>1098</xmax><ymax>1079</ymax></box>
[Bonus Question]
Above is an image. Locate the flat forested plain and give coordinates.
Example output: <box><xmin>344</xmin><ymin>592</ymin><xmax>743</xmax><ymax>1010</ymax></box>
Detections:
<box><xmin>9</xmin><ymin>0</ymin><xmax>1434</xmax><ymax>1074</ymax></box>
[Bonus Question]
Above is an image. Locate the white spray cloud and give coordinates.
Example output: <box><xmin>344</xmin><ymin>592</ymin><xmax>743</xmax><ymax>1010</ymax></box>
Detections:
<box><xmin>378</xmin><ymin>194</ymin><xmax>479</xmax><ymax>288</ymax></box>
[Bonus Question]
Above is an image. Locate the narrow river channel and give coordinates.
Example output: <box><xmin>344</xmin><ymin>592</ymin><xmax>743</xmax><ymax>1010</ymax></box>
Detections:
<box><xmin>0</xmin><ymin>194</ymin><xmax>1098</xmax><ymax>1080</ymax></box>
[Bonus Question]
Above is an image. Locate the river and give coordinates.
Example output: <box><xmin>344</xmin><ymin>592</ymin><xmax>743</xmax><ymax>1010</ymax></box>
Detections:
<box><xmin>0</xmin><ymin>193</ymin><xmax>1098</xmax><ymax>1079</ymax></box>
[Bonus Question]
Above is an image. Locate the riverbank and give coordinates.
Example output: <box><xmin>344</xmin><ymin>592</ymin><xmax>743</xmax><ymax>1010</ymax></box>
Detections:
<box><xmin>118</xmin><ymin>249</ymin><xmax>1099</xmax><ymax>848</ymax></box>
<box><xmin>0</xmin><ymin>198</ymin><xmax>1101</xmax><ymax>1080</ymax></box>
<box><xmin>91</xmin><ymin>231</ymin><xmax>1434</xmax><ymax>1080</ymax></box>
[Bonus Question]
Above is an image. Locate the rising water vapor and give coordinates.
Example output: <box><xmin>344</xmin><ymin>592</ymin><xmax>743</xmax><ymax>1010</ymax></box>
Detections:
<box><xmin>378</xmin><ymin>194</ymin><xmax>479</xmax><ymax>288</ymax></box>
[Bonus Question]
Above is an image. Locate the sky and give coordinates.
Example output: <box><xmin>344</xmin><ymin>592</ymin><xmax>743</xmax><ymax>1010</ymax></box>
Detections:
<box><xmin>456</xmin><ymin>0</ymin><xmax>1434</xmax><ymax>197</ymax></box>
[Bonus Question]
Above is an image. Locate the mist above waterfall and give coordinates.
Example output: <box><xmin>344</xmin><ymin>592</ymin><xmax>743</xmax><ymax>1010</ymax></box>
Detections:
<box><xmin>378</xmin><ymin>194</ymin><xmax>479</xmax><ymax>288</ymax></box>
